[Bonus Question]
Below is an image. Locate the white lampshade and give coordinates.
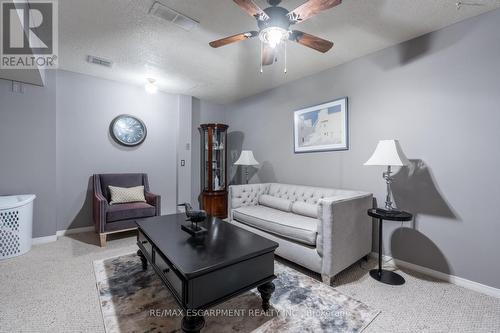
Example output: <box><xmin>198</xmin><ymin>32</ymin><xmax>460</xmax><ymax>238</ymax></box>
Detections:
<box><xmin>364</xmin><ymin>140</ymin><xmax>410</xmax><ymax>166</ymax></box>
<box><xmin>235</xmin><ymin>150</ymin><xmax>259</xmax><ymax>166</ymax></box>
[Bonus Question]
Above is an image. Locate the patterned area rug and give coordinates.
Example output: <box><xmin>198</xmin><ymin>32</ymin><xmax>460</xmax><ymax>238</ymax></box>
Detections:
<box><xmin>93</xmin><ymin>253</ymin><xmax>379</xmax><ymax>332</ymax></box>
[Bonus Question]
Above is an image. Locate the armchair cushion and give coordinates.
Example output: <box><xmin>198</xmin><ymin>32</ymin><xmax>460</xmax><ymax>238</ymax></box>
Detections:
<box><xmin>233</xmin><ymin>205</ymin><xmax>318</xmax><ymax>246</ymax></box>
<box><xmin>106</xmin><ymin>202</ymin><xmax>155</xmax><ymax>222</ymax></box>
<box><xmin>99</xmin><ymin>173</ymin><xmax>147</xmax><ymax>201</ymax></box>
<box><xmin>108</xmin><ymin>185</ymin><xmax>146</xmax><ymax>205</ymax></box>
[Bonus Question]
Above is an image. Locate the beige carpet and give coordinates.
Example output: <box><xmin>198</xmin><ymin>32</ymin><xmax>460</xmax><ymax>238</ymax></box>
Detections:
<box><xmin>0</xmin><ymin>232</ymin><xmax>499</xmax><ymax>332</ymax></box>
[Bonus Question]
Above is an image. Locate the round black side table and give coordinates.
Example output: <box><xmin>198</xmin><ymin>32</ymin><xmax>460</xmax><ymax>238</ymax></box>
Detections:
<box><xmin>368</xmin><ymin>208</ymin><xmax>413</xmax><ymax>285</ymax></box>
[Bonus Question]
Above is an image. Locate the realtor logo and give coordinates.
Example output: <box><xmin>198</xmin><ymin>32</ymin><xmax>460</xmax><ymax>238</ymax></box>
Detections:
<box><xmin>1</xmin><ymin>0</ymin><xmax>58</xmax><ymax>69</ymax></box>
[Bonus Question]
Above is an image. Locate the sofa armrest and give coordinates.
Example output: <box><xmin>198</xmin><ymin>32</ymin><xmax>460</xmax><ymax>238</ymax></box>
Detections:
<box><xmin>228</xmin><ymin>184</ymin><xmax>270</xmax><ymax>220</ymax></box>
<box><xmin>318</xmin><ymin>193</ymin><xmax>373</xmax><ymax>277</ymax></box>
<box><xmin>93</xmin><ymin>191</ymin><xmax>108</xmax><ymax>234</ymax></box>
<box><xmin>145</xmin><ymin>192</ymin><xmax>161</xmax><ymax>216</ymax></box>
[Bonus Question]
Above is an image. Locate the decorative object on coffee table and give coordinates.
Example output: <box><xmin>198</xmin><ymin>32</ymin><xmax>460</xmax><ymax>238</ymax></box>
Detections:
<box><xmin>364</xmin><ymin>139</ymin><xmax>410</xmax><ymax>213</ymax></box>
<box><xmin>177</xmin><ymin>203</ymin><xmax>207</xmax><ymax>237</ymax></box>
<box><xmin>136</xmin><ymin>213</ymin><xmax>278</xmax><ymax>333</ymax></box>
<box><xmin>234</xmin><ymin>150</ymin><xmax>259</xmax><ymax>184</ymax></box>
<box><xmin>199</xmin><ymin>124</ymin><xmax>229</xmax><ymax>218</ymax></box>
<box><xmin>368</xmin><ymin>208</ymin><xmax>413</xmax><ymax>285</ymax></box>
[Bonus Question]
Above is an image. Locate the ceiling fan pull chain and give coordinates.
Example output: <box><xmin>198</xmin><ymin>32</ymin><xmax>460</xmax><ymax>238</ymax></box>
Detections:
<box><xmin>284</xmin><ymin>41</ymin><xmax>287</xmax><ymax>74</ymax></box>
<box><xmin>260</xmin><ymin>41</ymin><xmax>264</xmax><ymax>73</ymax></box>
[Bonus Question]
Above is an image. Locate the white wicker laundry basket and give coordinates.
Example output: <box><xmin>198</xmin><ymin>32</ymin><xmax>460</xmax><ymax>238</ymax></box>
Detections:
<box><xmin>0</xmin><ymin>195</ymin><xmax>36</xmax><ymax>259</ymax></box>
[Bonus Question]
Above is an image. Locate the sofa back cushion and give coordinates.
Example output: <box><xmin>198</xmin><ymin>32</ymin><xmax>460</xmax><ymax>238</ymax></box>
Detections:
<box><xmin>230</xmin><ymin>184</ymin><xmax>270</xmax><ymax>209</ymax></box>
<box><xmin>267</xmin><ymin>183</ymin><xmax>339</xmax><ymax>205</ymax></box>
<box><xmin>258</xmin><ymin>194</ymin><xmax>292</xmax><ymax>212</ymax></box>
<box><xmin>291</xmin><ymin>201</ymin><xmax>319</xmax><ymax>218</ymax></box>
<box><xmin>99</xmin><ymin>173</ymin><xmax>147</xmax><ymax>201</ymax></box>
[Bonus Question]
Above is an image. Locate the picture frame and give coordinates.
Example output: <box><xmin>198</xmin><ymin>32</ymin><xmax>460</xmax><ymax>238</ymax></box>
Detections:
<box><xmin>293</xmin><ymin>97</ymin><xmax>349</xmax><ymax>153</ymax></box>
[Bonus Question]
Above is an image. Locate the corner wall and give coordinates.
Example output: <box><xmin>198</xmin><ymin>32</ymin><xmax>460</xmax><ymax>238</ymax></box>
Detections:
<box><xmin>0</xmin><ymin>72</ymin><xmax>57</xmax><ymax>237</ymax></box>
<box><xmin>225</xmin><ymin>9</ymin><xmax>500</xmax><ymax>289</ymax></box>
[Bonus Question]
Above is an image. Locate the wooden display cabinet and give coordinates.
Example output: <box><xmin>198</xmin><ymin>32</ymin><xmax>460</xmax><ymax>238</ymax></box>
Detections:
<box><xmin>200</xmin><ymin>124</ymin><xmax>228</xmax><ymax>218</ymax></box>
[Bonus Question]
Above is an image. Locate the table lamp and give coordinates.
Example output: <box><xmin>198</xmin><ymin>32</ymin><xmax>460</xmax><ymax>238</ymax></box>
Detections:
<box><xmin>364</xmin><ymin>140</ymin><xmax>409</xmax><ymax>213</ymax></box>
<box><xmin>234</xmin><ymin>150</ymin><xmax>259</xmax><ymax>184</ymax></box>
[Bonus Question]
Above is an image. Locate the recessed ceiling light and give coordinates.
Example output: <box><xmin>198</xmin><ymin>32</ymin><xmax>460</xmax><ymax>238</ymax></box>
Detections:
<box><xmin>145</xmin><ymin>78</ymin><xmax>158</xmax><ymax>94</ymax></box>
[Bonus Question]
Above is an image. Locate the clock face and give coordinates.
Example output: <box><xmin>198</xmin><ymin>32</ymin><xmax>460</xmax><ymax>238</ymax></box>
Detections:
<box><xmin>110</xmin><ymin>115</ymin><xmax>147</xmax><ymax>146</ymax></box>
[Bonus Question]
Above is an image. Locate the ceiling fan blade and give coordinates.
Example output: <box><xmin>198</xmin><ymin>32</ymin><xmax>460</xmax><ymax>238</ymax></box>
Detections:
<box><xmin>233</xmin><ymin>0</ymin><xmax>269</xmax><ymax>20</ymax></box>
<box><xmin>289</xmin><ymin>30</ymin><xmax>334</xmax><ymax>53</ymax></box>
<box><xmin>262</xmin><ymin>44</ymin><xmax>276</xmax><ymax>66</ymax></box>
<box><xmin>209</xmin><ymin>31</ymin><xmax>258</xmax><ymax>48</ymax></box>
<box><xmin>288</xmin><ymin>0</ymin><xmax>341</xmax><ymax>23</ymax></box>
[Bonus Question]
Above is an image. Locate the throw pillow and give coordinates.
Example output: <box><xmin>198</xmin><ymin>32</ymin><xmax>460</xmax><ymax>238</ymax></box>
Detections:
<box><xmin>108</xmin><ymin>185</ymin><xmax>146</xmax><ymax>205</ymax></box>
<box><xmin>258</xmin><ymin>194</ymin><xmax>293</xmax><ymax>212</ymax></box>
<box><xmin>292</xmin><ymin>201</ymin><xmax>319</xmax><ymax>218</ymax></box>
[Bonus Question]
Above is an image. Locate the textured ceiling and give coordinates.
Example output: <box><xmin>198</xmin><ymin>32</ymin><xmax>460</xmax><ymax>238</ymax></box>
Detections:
<box><xmin>59</xmin><ymin>0</ymin><xmax>500</xmax><ymax>103</ymax></box>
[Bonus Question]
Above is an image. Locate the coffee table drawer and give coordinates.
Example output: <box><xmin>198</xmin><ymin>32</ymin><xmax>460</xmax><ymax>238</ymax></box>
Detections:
<box><xmin>154</xmin><ymin>250</ymin><xmax>183</xmax><ymax>298</ymax></box>
<box><xmin>137</xmin><ymin>230</ymin><xmax>152</xmax><ymax>259</ymax></box>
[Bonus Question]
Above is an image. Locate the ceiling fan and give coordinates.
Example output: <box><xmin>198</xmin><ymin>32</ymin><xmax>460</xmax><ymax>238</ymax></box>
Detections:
<box><xmin>209</xmin><ymin>0</ymin><xmax>341</xmax><ymax>72</ymax></box>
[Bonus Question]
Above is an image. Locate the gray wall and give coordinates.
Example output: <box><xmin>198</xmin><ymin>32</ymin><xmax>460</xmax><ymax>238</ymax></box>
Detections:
<box><xmin>226</xmin><ymin>9</ymin><xmax>500</xmax><ymax>288</ymax></box>
<box><xmin>0</xmin><ymin>72</ymin><xmax>57</xmax><ymax>237</ymax></box>
<box><xmin>56</xmin><ymin>70</ymin><xmax>180</xmax><ymax>231</ymax></box>
<box><xmin>191</xmin><ymin>98</ymin><xmax>226</xmax><ymax>209</ymax></box>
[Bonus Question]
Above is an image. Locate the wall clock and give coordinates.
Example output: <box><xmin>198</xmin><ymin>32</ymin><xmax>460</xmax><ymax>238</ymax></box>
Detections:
<box><xmin>110</xmin><ymin>114</ymin><xmax>147</xmax><ymax>146</ymax></box>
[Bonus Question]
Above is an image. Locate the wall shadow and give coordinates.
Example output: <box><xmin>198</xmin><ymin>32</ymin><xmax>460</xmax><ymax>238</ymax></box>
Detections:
<box><xmin>390</xmin><ymin>226</ymin><xmax>452</xmax><ymax>278</ymax></box>
<box><xmin>392</xmin><ymin>159</ymin><xmax>459</xmax><ymax>221</ymax></box>
<box><xmin>67</xmin><ymin>176</ymin><xmax>93</xmax><ymax>231</ymax></box>
<box><xmin>257</xmin><ymin>161</ymin><xmax>277</xmax><ymax>183</ymax></box>
<box><xmin>388</xmin><ymin>159</ymin><xmax>456</xmax><ymax>279</ymax></box>
<box><xmin>228</xmin><ymin>131</ymin><xmax>244</xmax><ymax>185</ymax></box>
<box><xmin>370</xmin><ymin>18</ymin><xmax>474</xmax><ymax>71</ymax></box>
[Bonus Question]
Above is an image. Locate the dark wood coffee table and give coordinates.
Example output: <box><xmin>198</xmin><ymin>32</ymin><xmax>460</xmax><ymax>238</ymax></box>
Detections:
<box><xmin>136</xmin><ymin>214</ymin><xmax>279</xmax><ymax>333</ymax></box>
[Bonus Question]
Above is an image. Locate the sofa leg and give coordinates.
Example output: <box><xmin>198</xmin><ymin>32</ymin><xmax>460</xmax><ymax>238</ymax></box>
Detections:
<box><xmin>99</xmin><ymin>234</ymin><xmax>107</xmax><ymax>247</ymax></box>
<box><xmin>322</xmin><ymin>274</ymin><xmax>335</xmax><ymax>287</ymax></box>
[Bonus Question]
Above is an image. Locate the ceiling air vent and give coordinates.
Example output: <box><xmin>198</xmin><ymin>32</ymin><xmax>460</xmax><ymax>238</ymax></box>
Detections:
<box><xmin>87</xmin><ymin>55</ymin><xmax>113</xmax><ymax>68</ymax></box>
<box><xmin>149</xmin><ymin>1</ymin><xmax>199</xmax><ymax>31</ymax></box>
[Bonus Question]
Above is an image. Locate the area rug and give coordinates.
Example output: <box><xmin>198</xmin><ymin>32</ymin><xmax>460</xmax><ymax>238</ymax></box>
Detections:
<box><xmin>93</xmin><ymin>253</ymin><xmax>379</xmax><ymax>333</ymax></box>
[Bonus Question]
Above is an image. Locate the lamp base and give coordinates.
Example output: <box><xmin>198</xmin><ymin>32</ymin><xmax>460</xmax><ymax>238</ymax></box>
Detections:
<box><xmin>375</xmin><ymin>208</ymin><xmax>404</xmax><ymax>215</ymax></box>
<box><xmin>370</xmin><ymin>269</ymin><xmax>405</xmax><ymax>285</ymax></box>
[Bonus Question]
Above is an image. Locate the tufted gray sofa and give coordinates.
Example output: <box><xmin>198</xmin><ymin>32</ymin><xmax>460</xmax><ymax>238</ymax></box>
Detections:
<box><xmin>228</xmin><ymin>183</ymin><xmax>373</xmax><ymax>285</ymax></box>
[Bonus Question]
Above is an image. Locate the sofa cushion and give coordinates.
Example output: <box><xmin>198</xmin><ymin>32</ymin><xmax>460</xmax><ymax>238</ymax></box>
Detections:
<box><xmin>232</xmin><ymin>205</ymin><xmax>318</xmax><ymax>246</ymax></box>
<box><xmin>292</xmin><ymin>201</ymin><xmax>319</xmax><ymax>219</ymax></box>
<box><xmin>106</xmin><ymin>202</ymin><xmax>155</xmax><ymax>222</ymax></box>
<box><xmin>258</xmin><ymin>194</ymin><xmax>292</xmax><ymax>212</ymax></box>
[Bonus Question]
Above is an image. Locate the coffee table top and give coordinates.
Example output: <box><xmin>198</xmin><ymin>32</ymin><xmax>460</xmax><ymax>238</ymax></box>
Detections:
<box><xmin>137</xmin><ymin>214</ymin><xmax>279</xmax><ymax>279</ymax></box>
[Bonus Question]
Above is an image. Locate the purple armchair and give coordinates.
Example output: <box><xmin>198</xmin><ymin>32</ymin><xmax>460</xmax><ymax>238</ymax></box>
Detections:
<box><xmin>93</xmin><ymin>173</ymin><xmax>161</xmax><ymax>247</ymax></box>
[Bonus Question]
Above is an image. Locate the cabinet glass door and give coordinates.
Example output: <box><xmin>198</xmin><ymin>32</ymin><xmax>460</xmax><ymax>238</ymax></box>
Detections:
<box><xmin>200</xmin><ymin>124</ymin><xmax>228</xmax><ymax>192</ymax></box>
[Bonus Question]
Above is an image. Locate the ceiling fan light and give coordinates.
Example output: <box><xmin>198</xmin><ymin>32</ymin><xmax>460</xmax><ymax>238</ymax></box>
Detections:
<box><xmin>259</xmin><ymin>27</ymin><xmax>289</xmax><ymax>48</ymax></box>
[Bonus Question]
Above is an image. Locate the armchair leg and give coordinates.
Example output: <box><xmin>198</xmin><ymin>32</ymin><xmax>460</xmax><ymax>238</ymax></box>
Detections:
<box><xmin>322</xmin><ymin>274</ymin><xmax>335</xmax><ymax>287</ymax></box>
<box><xmin>99</xmin><ymin>234</ymin><xmax>107</xmax><ymax>247</ymax></box>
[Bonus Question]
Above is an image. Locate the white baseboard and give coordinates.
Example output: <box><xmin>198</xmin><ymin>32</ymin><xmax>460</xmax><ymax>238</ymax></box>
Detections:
<box><xmin>56</xmin><ymin>226</ymin><xmax>94</xmax><ymax>237</ymax></box>
<box><xmin>370</xmin><ymin>252</ymin><xmax>500</xmax><ymax>298</ymax></box>
<box><xmin>32</xmin><ymin>235</ymin><xmax>58</xmax><ymax>245</ymax></box>
<box><xmin>32</xmin><ymin>226</ymin><xmax>94</xmax><ymax>245</ymax></box>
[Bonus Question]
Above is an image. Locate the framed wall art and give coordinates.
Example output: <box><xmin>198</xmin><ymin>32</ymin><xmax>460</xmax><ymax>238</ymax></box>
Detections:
<box><xmin>293</xmin><ymin>97</ymin><xmax>348</xmax><ymax>153</ymax></box>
